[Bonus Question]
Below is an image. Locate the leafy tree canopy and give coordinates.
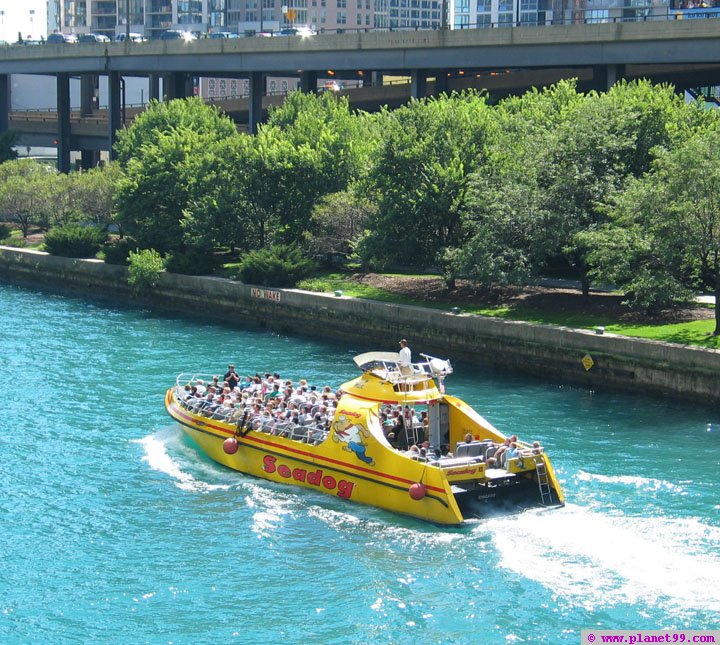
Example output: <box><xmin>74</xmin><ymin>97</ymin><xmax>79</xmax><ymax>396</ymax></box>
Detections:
<box><xmin>586</xmin><ymin>119</ymin><xmax>720</xmax><ymax>333</ymax></box>
<box><xmin>359</xmin><ymin>91</ymin><xmax>494</xmax><ymax>279</ymax></box>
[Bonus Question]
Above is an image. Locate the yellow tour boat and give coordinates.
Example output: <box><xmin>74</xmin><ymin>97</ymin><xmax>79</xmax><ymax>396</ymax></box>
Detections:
<box><xmin>165</xmin><ymin>352</ymin><xmax>565</xmax><ymax>525</ymax></box>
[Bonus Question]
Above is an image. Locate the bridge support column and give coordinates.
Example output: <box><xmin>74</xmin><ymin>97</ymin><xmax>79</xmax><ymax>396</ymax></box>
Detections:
<box><xmin>164</xmin><ymin>73</ymin><xmax>189</xmax><ymax>101</ymax></box>
<box><xmin>372</xmin><ymin>72</ymin><xmax>384</xmax><ymax>86</ymax></box>
<box><xmin>248</xmin><ymin>72</ymin><xmax>264</xmax><ymax>135</ymax></box>
<box><xmin>56</xmin><ymin>73</ymin><xmax>71</xmax><ymax>174</ymax></box>
<box><xmin>411</xmin><ymin>69</ymin><xmax>428</xmax><ymax>99</ymax></box>
<box><xmin>0</xmin><ymin>74</ymin><xmax>9</xmax><ymax>133</ymax></box>
<box><xmin>149</xmin><ymin>74</ymin><xmax>160</xmax><ymax>102</ymax></box>
<box><xmin>592</xmin><ymin>64</ymin><xmax>625</xmax><ymax>92</ymax></box>
<box><xmin>432</xmin><ymin>71</ymin><xmax>449</xmax><ymax>96</ymax></box>
<box><xmin>300</xmin><ymin>71</ymin><xmax>318</xmax><ymax>93</ymax></box>
<box><xmin>80</xmin><ymin>150</ymin><xmax>100</xmax><ymax>169</ymax></box>
<box><xmin>108</xmin><ymin>71</ymin><xmax>122</xmax><ymax>162</ymax></box>
<box><xmin>80</xmin><ymin>74</ymin><xmax>99</xmax><ymax>116</ymax></box>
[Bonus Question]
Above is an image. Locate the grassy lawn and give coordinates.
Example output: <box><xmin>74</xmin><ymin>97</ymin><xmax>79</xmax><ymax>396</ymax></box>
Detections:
<box><xmin>296</xmin><ymin>271</ymin><xmax>720</xmax><ymax>349</ymax></box>
<box><xmin>297</xmin><ymin>273</ymin><xmax>437</xmax><ymax>307</ymax></box>
<box><xmin>1</xmin><ymin>229</ymin><xmax>44</xmax><ymax>251</ymax></box>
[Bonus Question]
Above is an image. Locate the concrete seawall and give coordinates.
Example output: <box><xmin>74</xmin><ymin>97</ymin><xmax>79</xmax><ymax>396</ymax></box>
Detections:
<box><xmin>1</xmin><ymin>245</ymin><xmax>719</xmax><ymax>404</ymax></box>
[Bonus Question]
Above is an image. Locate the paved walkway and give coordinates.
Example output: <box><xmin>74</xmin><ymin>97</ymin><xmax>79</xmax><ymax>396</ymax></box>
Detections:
<box><xmin>535</xmin><ymin>278</ymin><xmax>716</xmax><ymax>305</ymax></box>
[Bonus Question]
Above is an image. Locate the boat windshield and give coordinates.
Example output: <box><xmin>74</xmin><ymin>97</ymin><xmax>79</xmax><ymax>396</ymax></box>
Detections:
<box><xmin>352</xmin><ymin>351</ymin><xmax>452</xmax><ymax>385</ymax></box>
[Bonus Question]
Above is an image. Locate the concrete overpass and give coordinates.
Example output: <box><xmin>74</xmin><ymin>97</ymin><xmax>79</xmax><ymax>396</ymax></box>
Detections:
<box><xmin>1</xmin><ymin>19</ymin><xmax>720</xmax><ymax>170</ymax></box>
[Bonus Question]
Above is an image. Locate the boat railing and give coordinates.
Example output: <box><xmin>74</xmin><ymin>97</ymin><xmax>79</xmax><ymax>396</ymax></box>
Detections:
<box><xmin>175</xmin><ymin>373</ymin><xmax>219</xmax><ymax>388</ymax></box>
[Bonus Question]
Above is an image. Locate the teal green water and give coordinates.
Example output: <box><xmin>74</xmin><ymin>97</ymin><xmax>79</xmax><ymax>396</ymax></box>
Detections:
<box><xmin>1</xmin><ymin>282</ymin><xmax>718</xmax><ymax>644</ymax></box>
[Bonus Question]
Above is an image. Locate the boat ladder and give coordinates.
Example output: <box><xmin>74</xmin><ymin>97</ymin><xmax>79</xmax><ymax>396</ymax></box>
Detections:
<box><xmin>533</xmin><ymin>456</ymin><xmax>553</xmax><ymax>506</ymax></box>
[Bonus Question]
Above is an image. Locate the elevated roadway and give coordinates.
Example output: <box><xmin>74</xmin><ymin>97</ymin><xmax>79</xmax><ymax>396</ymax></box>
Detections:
<box><xmin>1</xmin><ymin>20</ymin><xmax>719</xmax><ymax>168</ymax></box>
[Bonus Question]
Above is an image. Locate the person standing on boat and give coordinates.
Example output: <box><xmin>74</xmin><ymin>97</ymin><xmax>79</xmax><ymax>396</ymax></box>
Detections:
<box><xmin>398</xmin><ymin>339</ymin><xmax>412</xmax><ymax>366</ymax></box>
<box><xmin>224</xmin><ymin>364</ymin><xmax>240</xmax><ymax>390</ymax></box>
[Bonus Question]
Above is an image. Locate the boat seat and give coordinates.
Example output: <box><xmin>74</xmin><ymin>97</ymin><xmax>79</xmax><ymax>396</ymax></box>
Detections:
<box><xmin>485</xmin><ymin>445</ymin><xmax>499</xmax><ymax>463</ymax></box>
<box><xmin>434</xmin><ymin>457</ymin><xmax>483</xmax><ymax>468</ymax></box>
<box><xmin>455</xmin><ymin>441</ymin><xmax>491</xmax><ymax>459</ymax></box>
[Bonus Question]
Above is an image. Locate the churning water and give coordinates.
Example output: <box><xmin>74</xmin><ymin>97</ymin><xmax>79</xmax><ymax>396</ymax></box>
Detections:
<box><xmin>0</xmin><ymin>282</ymin><xmax>718</xmax><ymax>643</ymax></box>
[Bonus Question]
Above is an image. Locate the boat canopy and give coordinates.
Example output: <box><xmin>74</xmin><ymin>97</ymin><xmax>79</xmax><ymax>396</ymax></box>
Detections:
<box><xmin>342</xmin><ymin>352</ymin><xmax>453</xmax><ymax>404</ymax></box>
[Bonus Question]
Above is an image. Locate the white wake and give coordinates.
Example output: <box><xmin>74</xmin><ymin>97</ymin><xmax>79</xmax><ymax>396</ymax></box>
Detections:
<box><xmin>481</xmin><ymin>503</ymin><xmax>720</xmax><ymax>615</ymax></box>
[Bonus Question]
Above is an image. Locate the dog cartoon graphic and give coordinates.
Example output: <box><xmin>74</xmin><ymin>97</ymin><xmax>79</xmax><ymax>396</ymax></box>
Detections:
<box><xmin>332</xmin><ymin>415</ymin><xmax>375</xmax><ymax>466</ymax></box>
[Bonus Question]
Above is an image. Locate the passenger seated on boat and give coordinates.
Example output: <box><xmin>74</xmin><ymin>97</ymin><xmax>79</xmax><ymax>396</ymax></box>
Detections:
<box><xmin>202</xmin><ymin>395</ymin><xmax>221</xmax><ymax>417</ymax></box>
<box><xmin>405</xmin><ymin>444</ymin><xmax>420</xmax><ymax>457</ymax></box>
<box><xmin>264</xmin><ymin>383</ymin><xmax>281</xmax><ymax>402</ymax></box>
<box><xmin>297</xmin><ymin>405</ymin><xmax>311</xmax><ymax>426</ymax></box>
<box><xmin>503</xmin><ymin>442</ymin><xmax>519</xmax><ymax>468</ymax></box>
<box><xmin>492</xmin><ymin>435</ymin><xmax>517</xmax><ymax>468</ymax></box>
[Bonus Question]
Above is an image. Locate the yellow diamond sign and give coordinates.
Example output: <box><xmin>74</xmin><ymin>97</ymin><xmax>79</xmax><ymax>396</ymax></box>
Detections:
<box><xmin>581</xmin><ymin>354</ymin><xmax>594</xmax><ymax>371</ymax></box>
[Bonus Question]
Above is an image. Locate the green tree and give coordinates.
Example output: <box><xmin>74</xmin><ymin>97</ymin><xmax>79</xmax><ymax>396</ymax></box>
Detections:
<box><xmin>113</xmin><ymin>97</ymin><xmax>237</xmax><ymax>165</ymax></box>
<box><xmin>541</xmin><ymin>81</ymin><xmax>705</xmax><ymax>297</ymax></box>
<box><xmin>459</xmin><ymin>81</ymin><xmax>582</xmax><ymax>288</ymax></box>
<box><xmin>0</xmin><ymin>159</ymin><xmax>57</xmax><ymax>237</ymax></box>
<box><xmin>360</xmin><ymin>92</ymin><xmax>493</xmax><ymax>288</ymax></box>
<box><xmin>114</xmin><ymin>99</ymin><xmax>240</xmax><ymax>252</ymax></box>
<box><xmin>71</xmin><ymin>163</ymin><xmax>120</xmax><ymax>228</ymax></box>
<box><xmin>587</xmin><ymin>120</ymin><xmax>720</xmax><ymax>334</ymax></box>
<box><xmin>306</xmin><ymin>189</ymin><xmax>376</xmax><ymax>263</ymax></box>
<box><xmin>183</xmin><ymin>92</ymin><xmax>372</xmax><ymax>252</ymax></box>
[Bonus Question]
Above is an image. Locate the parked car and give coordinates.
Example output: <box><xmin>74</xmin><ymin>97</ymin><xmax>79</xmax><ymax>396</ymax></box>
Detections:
<box><xmin>47</xmin><ymin>33</ymin><xmax>77</xmax><ymax>44</ymax></box>
<box><xmin>277</xmin><ymin>26</ymin><xmax>316</xmax><ymax>37</ymax></box>
<box><xmin>209</xmin><ymin>31</ymin><xmax>238</xmax><ymax>39</ymax></box>
<box><xmin>77</xmin><ymin>33</ymin><xmax>111</xmax><ymax>44</ymax></box>
<box><xmin>159</xmin><ymin>30</ymin><xmax>196</xmax><ymax>41</ymax></box>
<box><xmin>116</xmin><ymin>32</ymin><xmax>146</xmax><ymax>43</ymax></box>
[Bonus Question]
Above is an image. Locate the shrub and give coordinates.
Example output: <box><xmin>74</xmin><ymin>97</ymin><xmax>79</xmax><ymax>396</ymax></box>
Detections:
<box><xmin>0</xmin><ymin>223</ymin><xmax>11</xmax><ymax>241</ymax></box>
<box><xmin>236</xmin><ymin>244</ymin><xmax>317</xmax><ymax>287</ymax></box>
<box><xmin>43</xmin><ymin>224</ymin><xmax>107</xmax><ymax>258</ymax></box>
<box><xmin>102</xmin><ymin>237</ymin><xmax>139</xmax><ymax>266</ymax></box>
<box><xmin>1</xmin><ymin>236</ymin><xmax>26</xmax><ymax>248</ymax></box>
<box><xmin>128</xmin><ymin>248</ymin><xmax>166</xmax><ymax>291</ymax></box>
<box><xmin>165</xmin><ymin>247</ymin><xmax>218</xmax><ymax>276</ymax></box>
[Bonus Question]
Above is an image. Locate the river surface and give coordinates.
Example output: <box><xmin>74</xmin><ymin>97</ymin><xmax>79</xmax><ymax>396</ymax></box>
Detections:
<box><xmin>0</xmin><ymin>281</ymin><xmax>718</xmax><ymax>644</ymax></box>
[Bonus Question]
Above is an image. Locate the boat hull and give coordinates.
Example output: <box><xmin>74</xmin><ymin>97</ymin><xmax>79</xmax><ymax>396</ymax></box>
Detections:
<box><xmin>166</xmin><ymin>389</ymin><xmax>466</xmax><ymax>525</ymax></box>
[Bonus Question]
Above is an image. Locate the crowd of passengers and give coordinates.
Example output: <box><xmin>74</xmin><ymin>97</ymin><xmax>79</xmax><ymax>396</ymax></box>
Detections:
<box><xmin>179</xmin><ymin>364</ymin><xmax>347</xmax><ymax>443</ymax></box>
<box><xmin>178</xmin><ymin>364</ymin><xmax>435</xmax><ymax>449</ymax></box>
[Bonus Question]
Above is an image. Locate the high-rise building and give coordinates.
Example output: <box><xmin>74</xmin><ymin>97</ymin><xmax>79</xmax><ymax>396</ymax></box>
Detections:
<box><xmin>51</xmin><ymin>0</ymin><xmax>440</xmax><ymax>38</ymax></box>
<box><xmin>53</xmin><ymin>1</ymin><xmax>229</xmax><ymax>39</ymax></box>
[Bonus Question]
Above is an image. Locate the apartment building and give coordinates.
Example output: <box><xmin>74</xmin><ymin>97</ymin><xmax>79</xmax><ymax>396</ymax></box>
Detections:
<box><xmin>55</xmin><ymin>1</ymin><xmax>228</xmax><ymax>39</ymax></box>
<box><xmin>51</xmin><ymin>0</ymin><xmax>442</xmax><ymax>37</ymax></box>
